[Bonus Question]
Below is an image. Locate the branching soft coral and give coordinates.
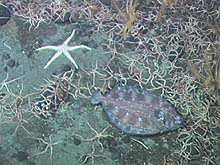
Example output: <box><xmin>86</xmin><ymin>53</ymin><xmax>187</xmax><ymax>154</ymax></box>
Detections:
<box><xmin>112</xmin><ymin>0</ymin><xmax>138</xmax><ymax>38</ymax></box>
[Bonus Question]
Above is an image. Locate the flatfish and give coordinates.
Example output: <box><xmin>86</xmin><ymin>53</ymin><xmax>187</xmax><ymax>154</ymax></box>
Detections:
<box><xmin>91</xmin><ymin>85</ymin><xmax>184</xmax><ymax>135</ymax></box>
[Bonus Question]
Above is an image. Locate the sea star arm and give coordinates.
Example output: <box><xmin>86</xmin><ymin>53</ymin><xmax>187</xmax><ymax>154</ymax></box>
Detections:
<box><xmin>63</xmin><ymin>50</ymin><xmax>78</xmax><ymax>69</ymax></box>
<box><xmin>36</xmin><ymin>46</ymin><xmax>60</xmax><ymax>51</ymax></box>
<box><xmin>64</xmin><ymin>29</ymin><xmax>76</xmax><ymax>45</ymax></box>
<box><xmin>68</xmin><ymin>45</ymin><xmax>92</xmax><ymax>51</ymax></box>
<box><xmin>44</xmin><ymin>50</ymin><xmax>62</xmax><ymax>69</ymax></box>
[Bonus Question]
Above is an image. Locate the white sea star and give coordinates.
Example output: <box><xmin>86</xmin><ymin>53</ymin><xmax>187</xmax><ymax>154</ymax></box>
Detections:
<box><xmin>36</xmin><ymin>29</ymin><xmax>91</xmax><ymax>69</ymax></box>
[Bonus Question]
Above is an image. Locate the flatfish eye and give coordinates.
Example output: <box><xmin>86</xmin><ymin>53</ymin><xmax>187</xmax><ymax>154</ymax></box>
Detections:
<box><xmin>155</xmin><ymin>110</ymin><xmax>176</xmax><ymax>129</ymax></box>
<box><xmin>157</xmin><ymin>111</ymin><xmax>165</xmax><ymax>121</ymax></box>
<box><xmin>154</xmin><ymin>110</ymin><xmax>167</xmax><ymax>127</ymax></box>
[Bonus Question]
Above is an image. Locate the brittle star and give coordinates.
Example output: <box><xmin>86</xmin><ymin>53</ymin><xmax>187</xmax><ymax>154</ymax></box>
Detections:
<box><xmin>32</xmin><ymin>135</ymin><xmax>62</xmax><ymax>161</ymax></box>
<box><xmin>36</xmin><ymin>29</ymin><xmax>91</xmax><ymax>69</ymax></box>
<box><xmin>0</xmin><ymin>72</ymin><xmax>24</xmax><ymax>93</ymax></box>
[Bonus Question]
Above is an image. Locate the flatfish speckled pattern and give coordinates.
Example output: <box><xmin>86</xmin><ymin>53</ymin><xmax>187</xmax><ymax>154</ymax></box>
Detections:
<box><xmin>91</xmin><ymin>85</ymin><xmax>184</xmax><ymax>135</ymax></box>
